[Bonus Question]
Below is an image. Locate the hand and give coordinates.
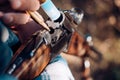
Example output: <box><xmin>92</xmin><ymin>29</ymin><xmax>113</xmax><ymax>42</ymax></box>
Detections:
<box><xmin>0</xmin><ymin>0</ymin><xmax>43</xmax><ymax>42</ymax></box>
<box><xmin>0</xmin><ymin>0</ymin><xmax>40</xmax><ymax>25</ymax></box>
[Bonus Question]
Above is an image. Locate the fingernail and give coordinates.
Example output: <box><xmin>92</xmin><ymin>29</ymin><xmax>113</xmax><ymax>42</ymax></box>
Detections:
<box><xmin>10</xmin><ymin>0</ymin><xmax>21</xmax><ymax>9</ymax></box>
<box><xmin>3</xmin><ymin>14</ymin><xmax>13</xmax><ymax>23</ymax></box>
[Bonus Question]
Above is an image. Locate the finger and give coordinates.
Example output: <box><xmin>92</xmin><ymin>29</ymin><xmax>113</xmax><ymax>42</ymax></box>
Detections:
<box><xmin>9</xmin><ymin>0</ymin><xmax>40</xmax><ymax>11</ymax></box>
<box><xmin>2</xmin><ymin>12</ymin><xmax>30</xmax><ymax>25</ymax></box>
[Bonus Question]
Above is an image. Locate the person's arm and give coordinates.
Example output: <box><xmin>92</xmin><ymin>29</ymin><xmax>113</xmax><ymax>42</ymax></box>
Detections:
<box><xmin>0</xmin><ymin>0</ymin><xmax>42</xmax><ymax>79</ymax></box>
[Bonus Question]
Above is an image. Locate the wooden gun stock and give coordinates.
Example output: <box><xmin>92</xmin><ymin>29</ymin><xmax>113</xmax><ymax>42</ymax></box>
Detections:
<box><xmin>5</xmin><ymin>32</ymin><xmax>51</xmax><ymax>80</ymax></box>
<box><xmin>63</xmin><ymin>11</ymin><xmax>102</xmax><ymax>61</ymax></box>
<box><xmin>13</xmin><ymin>44</ymin><xmax>50</xmax><ymax>80</ymax></box>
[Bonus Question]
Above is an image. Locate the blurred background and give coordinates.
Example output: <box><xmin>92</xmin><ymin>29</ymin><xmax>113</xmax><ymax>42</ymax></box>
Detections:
<box><xmin>42</xmin><ymin>0</ymin><xmax>120</xmax><ymax>80</ymax></box>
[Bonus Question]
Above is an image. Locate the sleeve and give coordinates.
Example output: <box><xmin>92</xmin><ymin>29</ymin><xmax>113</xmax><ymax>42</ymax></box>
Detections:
<box><xmin>0</xmin><ymin>21</ymin><xmax>19</xmax><ymax>74</ymax></box>
<box><xmin>0</xmin><ymin>74</ymin><xmax>17</xmax><ymax>80</ymax></box>
<box><xmin>35</xmin><ymin>55</ymin><xmax>75</xmax><ymax>80</ymax></box>
<box><xmin>0</xmin><ymin>21</ymin><xmax>19</xmax><ymax>47</ymax></box>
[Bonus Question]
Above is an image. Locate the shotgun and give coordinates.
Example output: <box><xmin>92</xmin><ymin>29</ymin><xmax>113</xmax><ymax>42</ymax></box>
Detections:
<box><xmin>3</xmin><ymin>0</ymin><xmax>102</xmax><ymax>80</ymax></box>
<box><xmin>3</xmin><ymin>8</ymin><xmax>84</xmax><ymax>80</ymax></box>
